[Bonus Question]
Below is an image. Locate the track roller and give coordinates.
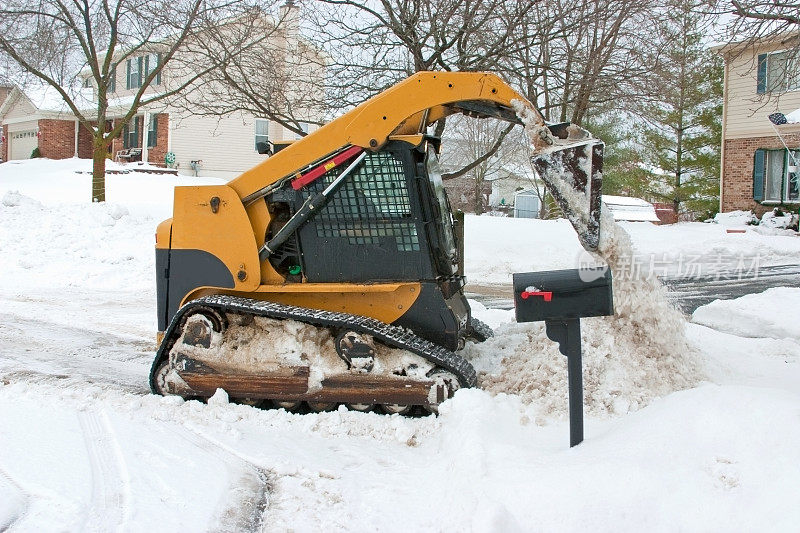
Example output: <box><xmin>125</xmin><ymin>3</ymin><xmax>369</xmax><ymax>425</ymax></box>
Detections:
<box><xmin>381</xmin><ymin>404</ymin><xmax>412</xmax><ymax>415</ymax></box>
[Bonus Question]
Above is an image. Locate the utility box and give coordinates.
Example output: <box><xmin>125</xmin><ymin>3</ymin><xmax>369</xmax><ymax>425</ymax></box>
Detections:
<box><xmin>513</xmin><ymin>267</ymin><xmax>613</xmax><ymax>323</ymax></box>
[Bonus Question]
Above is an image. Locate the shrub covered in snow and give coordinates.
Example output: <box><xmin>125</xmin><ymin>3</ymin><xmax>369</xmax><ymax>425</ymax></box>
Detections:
<box><xmin>761</xmin><ymin>207</ymin><xmax>798</xmax><ymax>231</ymax></box>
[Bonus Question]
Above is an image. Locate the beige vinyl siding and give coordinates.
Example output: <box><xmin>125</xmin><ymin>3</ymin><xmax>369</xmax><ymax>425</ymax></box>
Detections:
<box><xmin>6</xmin><ymin>119</ymin><xmax>38</xmax><ymax>133</ymax></box>
<box><xmin>169</xmin><ymin>110</ymin><xmax>284</xmax><ymax>179</ymax></box>
<box><xmin>725</xmin><ymin>45</ymin><xmax>800</xmax><ymax>139</ymax></box>
<box><xmin>3</xmin><ymin>95</ymin><xmax>37</xmax><ymax>121</ymax></box>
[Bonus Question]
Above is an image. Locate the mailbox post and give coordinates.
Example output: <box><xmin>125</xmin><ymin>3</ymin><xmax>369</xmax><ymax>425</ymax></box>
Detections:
<box><xmin>512</xmin><ymin>267</ymin><xmax>614</xmax><ymax>447</ymax></box>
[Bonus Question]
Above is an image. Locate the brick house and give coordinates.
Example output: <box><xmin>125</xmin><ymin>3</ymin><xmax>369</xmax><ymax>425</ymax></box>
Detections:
<box><xmin>715</xmin><ymin>36</ymin><xmax>800</xmax><ymax>215</ymax></box>
<box><xmin>0</xmin><ymin>2</ymin><xmax>323</xmax><ymax>178</ymax></box>
<box><xmin>0</xmin><ymin>85</ymin><xmax>98</xmax><ymax>162</ymax></box>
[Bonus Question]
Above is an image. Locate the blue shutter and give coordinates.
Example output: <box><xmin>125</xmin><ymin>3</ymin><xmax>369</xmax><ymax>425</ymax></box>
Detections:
<box><xmin>126</xmin><ymin>59</ymin><xmax>131</xmax><ymax>89</ymax></box>
<box><xmin>137</xmin><ymin>56</ymin><xmax>143</xmax><ymax>87</ymax></box>
<box><xmin>110</xmin><ymin>62</ymin><xmax>116</xmax><ymax>92</ymax></box>
<box><xmin>757</xmin><ymin>53</ymin><xmax>767</xmax><ymax>94</ymax></box>
<box><xmin>753</xmin><ymin>149</ymin><xmax>765</xmax><ymax>201</ymax></box>
<box><xmin>156</xmin><ymin>54</ymin><xmax>162</xmax><ymax>85</ymax></box>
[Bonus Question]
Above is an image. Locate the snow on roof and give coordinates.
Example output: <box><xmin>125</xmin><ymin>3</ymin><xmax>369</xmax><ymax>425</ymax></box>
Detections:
<box><xmin>602</xmin><ymin>195</ymin><xmax>660</xmax><ymax>222</ymax></box>
<box><xmin>24</xmin><ymin>84</ymin><xmax>94</xmax><ymax>114</ymax></box>
<box><xmin>784</xmin><ymin>108</ymin><xmax>800</xmax><ymax>124</ymax></box>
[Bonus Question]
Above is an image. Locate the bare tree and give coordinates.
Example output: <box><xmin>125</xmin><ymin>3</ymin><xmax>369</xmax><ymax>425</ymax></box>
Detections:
<box><xmin>502</xmin><ymin>0</ymin><xmax>658</xmax><ymax>125</ymax></box>
<box><xmin>169</xmin><ymin>2</ymin><xmax>326</xmax><ymax>139</ymax></box>
<box><xmin>306</xmin><ymin>0</ymin><xmax>538</xmax><ymax>165</ymax></box>
<box><xmin>0</xmin><ymin>0</ymin><xmax>263</xmax><ymax>201</ymax></box>
<box><xmin>726</xmin><ymin>1</ymin><xmax>800</xmax><ymax>44</ymax></box>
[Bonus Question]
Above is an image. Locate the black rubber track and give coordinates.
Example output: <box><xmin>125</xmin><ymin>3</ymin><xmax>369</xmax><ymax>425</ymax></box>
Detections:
<box><xmin>149</xmin><ymin>295</ymin><xmax>478</xmax><ymax>393</ymax></box>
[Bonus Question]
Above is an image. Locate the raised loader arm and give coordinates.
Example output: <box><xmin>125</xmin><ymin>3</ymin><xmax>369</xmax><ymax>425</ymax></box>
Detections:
<box><xmin>227</xmin><ymin>72</ymin><xmax>604</xmax><ymax>252</ymax></box>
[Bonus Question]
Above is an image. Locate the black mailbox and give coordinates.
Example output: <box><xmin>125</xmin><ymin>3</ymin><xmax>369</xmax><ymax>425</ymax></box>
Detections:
<box><xmin>511</xmin><ymin>266</ymin><xmax>614</xmax><ymax>448</ymax></box>
<box><xmin>513</xmin><ymin>267</ymin><xmax>613</xmax><ymax>323</ymax></box>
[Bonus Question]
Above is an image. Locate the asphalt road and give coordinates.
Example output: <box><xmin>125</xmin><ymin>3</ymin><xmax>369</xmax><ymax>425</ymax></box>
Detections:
<box><xmin>465</xmin><ymin>264</ymin><xmax>800</xmax><ymax>315</ymax></box>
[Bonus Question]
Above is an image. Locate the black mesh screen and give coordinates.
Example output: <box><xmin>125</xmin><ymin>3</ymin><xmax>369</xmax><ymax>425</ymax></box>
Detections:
<box><xmin>302</xmin><ymin>151</ymin><xmax>420</xmax><ymax>252</ymax></box>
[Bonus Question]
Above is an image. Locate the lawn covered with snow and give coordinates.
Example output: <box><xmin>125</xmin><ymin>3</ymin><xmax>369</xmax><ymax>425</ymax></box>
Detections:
<box><xmin>1</xmin><ymin>158</ymin><xmax>799</xmax><ymax>531</ymax></box>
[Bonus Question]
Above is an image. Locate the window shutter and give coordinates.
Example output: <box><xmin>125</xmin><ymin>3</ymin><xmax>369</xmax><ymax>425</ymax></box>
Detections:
<box><xmin>110</xmin><ymin>63</ymin><xmax>116</xmax><ymax>92</ymax></box>
<box><xmin>156</xmin><ymin>54</ymin><xmax>162</xmax><ymax>85</ymax></box>
<box><xmin>126</xmin><ymin>59</ymin><xmax>132</xmax><ymax>89</ymax></box>
<box><xmin>753</xmin><ymin>149</ymin><xmax>766</xmax><ymax>201</ymax></box>
<box><xmin>137</xmin><ymin>56</ymin><xmax>143</xmax><ymax>87</ymax></box>
<box><xmin>757</xmin><ymin>53</ymin><xmax>767</xmax><ymax>94</ymax></box>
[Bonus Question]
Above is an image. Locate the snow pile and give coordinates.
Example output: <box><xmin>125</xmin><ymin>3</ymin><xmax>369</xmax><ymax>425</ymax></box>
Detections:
<box><xmin>472</xmin><ymin>108</ymin><xmax>701</xmax><ymax>417</ymax></box>
<box><xmin>469</xmin><ymin>217</ymin><xmax>701</xmax><ymax>417</ymax></box>
<box><xmin>691</xmin><ymin>287</ymin><xmax>800</xmax><ymax>340</ymax></box>
<box><xmin>713</xmin><ymin>210</ymin><xmax>758</xmax><ymax>227</ymax></box>
<box><xmin>0</xmin><ymin>157</ymin><xmax>223</xmax><ymax>219</ymax></box>
<box><xmin>761</xmin><ymin>208</ymin><xmax>798</xmax><ymax>230</ymax></box>
<box><xmin>713</xmin><ymin>208</ymin><xmax>798</xmax><ymax>232</ymax></box>
<box><xmin>0</xmin><ymin>190</ymin><xmax>155</xmax><ymax>292</ymax></box>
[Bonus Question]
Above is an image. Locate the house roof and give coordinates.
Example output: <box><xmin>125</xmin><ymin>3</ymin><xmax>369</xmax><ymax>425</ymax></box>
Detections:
<box><xmin>24</xmin><ymin>84</ymin><xmax>95</xmax><ymax>113</ymax></box>
<box><xmin>0</xmin><ymin>84</ymin><xmax>95</xmax><ymax>120</ymax></box>
<box><xmin>710</xmin><ymin>30</ymin><xmax>800</xmax><ymax>54</ymax></box>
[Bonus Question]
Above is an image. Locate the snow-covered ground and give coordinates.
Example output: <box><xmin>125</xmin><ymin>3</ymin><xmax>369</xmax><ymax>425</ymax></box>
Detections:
<box><xmin>466</xmin><ymin>214</ymin><xmax>800</xmax><ymax>285</ymax></box>
<box><xmin>1</xmin><ymin>158</ymin><xmax>799</xmax><ymax>531</ymax></box>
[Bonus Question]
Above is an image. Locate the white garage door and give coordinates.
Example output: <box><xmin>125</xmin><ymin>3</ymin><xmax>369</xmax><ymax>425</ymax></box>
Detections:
<box><xmin>10</xmin><ymin>130</ymin><xmax>38</xmax><ymax>160</ymax></box>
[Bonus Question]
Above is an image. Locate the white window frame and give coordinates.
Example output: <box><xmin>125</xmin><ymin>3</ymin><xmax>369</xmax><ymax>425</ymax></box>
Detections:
<box><xmin>294</xmin><ymin>121</ymin><xmax>309</xmax><ymax>140</ymax></box>
<box><xmin>127</xmin><ymin>57</ymin><xmax>141</xmax><ymax>89</ymax></box>
<box><xmin>144</xmin><ymin>53</ymin><xmax>161</xmax><ymax>85</ymax></box>
<box><xmin>254</xmin><ymin>118</ymin><xmax>269</xmax><ymax>152</ymax></box>
<box><xmin>763</xmin><ymin>148</ymin><xmax>800</xmax><ymax>203</ymax></box>
<box><xmin>765</xmin><ymin>50</ymin><xmax>800</xmax><ymax>93</ymax></box>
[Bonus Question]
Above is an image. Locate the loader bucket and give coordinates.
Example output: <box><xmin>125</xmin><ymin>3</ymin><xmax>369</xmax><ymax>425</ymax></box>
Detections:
<box><xmin>530</xmin><ymin>124</ymin><xmax>604</xmax><ymax>251</ymax></box>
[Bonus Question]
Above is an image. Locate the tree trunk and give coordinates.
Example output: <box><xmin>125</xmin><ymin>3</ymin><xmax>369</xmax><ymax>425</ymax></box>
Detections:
<box><xmin>92</xmin><ymin>134</ymin><xmax>107</xmax><ymax>202</ymax></box>
<box><xmin>474</xmin><ymin>172</ymin><xmax>485</xmax><ymax>215</ymax></box>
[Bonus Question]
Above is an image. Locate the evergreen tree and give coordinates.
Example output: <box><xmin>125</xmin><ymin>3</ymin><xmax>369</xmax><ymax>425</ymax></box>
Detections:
<box><xmin>584</xmin><ymin>116</ymin><xmax>651</xmax><ymax>199</ymax></box>
<box><xmin>637</xmin><ymin>0</ymin><xmax>722</xmax><ymax>220</ymax></box>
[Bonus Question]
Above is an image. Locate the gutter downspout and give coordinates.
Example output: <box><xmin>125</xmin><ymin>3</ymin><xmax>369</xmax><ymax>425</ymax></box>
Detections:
<box><xmin>74</xmin><ymin>119</ymin><xmax>79</xmax><ymax>157</ymax></box>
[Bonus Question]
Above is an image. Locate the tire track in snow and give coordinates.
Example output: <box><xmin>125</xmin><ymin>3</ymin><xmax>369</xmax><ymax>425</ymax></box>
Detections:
<box><xmin>167</xmin><ymin>425</ymin><xmax>271</xmax><ymax>532</ymax></box>
<box><xmin>78</xmin><ymin>410</ymin><xmax>131</xmax><ymax>532</ymax></box>
<box><xmin>0</xmin><ymin>464</ymin><xmax>30</xmax><ymax>532</ymax></box>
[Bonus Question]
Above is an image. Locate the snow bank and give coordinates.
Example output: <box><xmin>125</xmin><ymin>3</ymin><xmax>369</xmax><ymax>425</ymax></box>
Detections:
<box><xmin>0</xmin><ymin>190</ymin><xmax>155</xmax><ymax>292</ymax></box>
<box><xmin>620</xmin><ymin>220</ymin><xmax>800</xmax><ymax>274</ymax></box>
<box><xmin>691</xmin><ymin>287</ymin><xmax>800</xmax><ymax>340</ymax></box>
<box><xmin>713</xmin><ymin>210</ymin><xmax>757</xmax><ymax>227</ymax></box>
<box><xmin>0</xmin><ymin>157</ymin><xmax>223</xmax><ymax>220</ymax></box>
<box><xmin>468</xmin><ymin>220</ymin><xmax>701</xmax><ymax>418</ymax></box>
<box><xmin>464</xmin><ymin>215</ymin><xmax>589</xmax><ymax>284</ymax></box>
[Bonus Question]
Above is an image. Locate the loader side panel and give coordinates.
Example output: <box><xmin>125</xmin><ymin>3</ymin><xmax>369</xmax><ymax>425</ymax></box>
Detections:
<box><xmin>156</xmin><ymin>248</ymin><xmax>235</xmax><ymax>331</ymax></box>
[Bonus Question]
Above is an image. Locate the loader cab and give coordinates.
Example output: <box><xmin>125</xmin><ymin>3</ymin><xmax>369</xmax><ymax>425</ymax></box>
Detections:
<box><xmin>269</xmin><ymin>138</ymin><xmax>459</xmax><ymax>284</ymax></box>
